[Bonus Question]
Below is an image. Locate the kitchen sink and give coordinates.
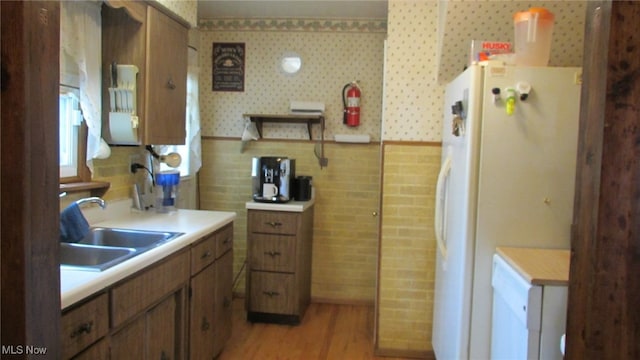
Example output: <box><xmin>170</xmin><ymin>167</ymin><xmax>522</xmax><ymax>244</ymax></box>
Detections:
<box><xmin>61</xmin><ymin>228</ymin><xmax>184</xmax><ymax>272</ymax></box>
<box><xmin>76</xmin><ymin>227</ymin><xmax>184</xmax><ymax>250</ymax></box>
<box><xmin>60</xmin><ymin>243</ymin><xmax>137</xmax><ymax>272</ymax></box>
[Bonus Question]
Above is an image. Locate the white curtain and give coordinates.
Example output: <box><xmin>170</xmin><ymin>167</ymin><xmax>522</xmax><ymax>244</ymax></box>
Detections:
<box><xmin>60</xmin><ymin>1</ymin><xmax>110</xmax><ymax>174</ymax></box>
<box><xmin>186</xmin><ymin>47</ymin><xmax>202</xmax><ymax>175</ymax></box>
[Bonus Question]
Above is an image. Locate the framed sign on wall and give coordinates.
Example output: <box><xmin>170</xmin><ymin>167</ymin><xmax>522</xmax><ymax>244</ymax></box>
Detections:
<box><xmin>212</xmin><ymin>42</ymin><xmax>245</xmax><ymax>92</ymax></box>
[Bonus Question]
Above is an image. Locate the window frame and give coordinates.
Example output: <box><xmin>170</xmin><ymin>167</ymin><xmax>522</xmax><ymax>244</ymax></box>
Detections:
<box><xmin>59</xmin><ymin>87</ymin><xmax>90</xmax><ymax>184</ymax></box>
<box><xmin>59</xmin><ymin>122</ymin><xmax>90</xmax><ymax>184</ymax></box>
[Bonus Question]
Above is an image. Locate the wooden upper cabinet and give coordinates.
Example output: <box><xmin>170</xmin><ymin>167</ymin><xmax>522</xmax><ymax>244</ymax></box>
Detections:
<box><xmin>144</xmin><ymin>6</ymin><xmax>187</xmax><ymax>145</ymax></box>
<box><xmin>102</xmin><ymin>2</ymin><xmax>188</xmax><ymax>145</ymax></box>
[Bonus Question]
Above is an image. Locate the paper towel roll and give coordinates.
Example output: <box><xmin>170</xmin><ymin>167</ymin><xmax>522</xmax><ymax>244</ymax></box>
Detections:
<box><xmin>109</xmin><ymin>112</ymin><xmax>138</xmax><ymax>144</ymax></box>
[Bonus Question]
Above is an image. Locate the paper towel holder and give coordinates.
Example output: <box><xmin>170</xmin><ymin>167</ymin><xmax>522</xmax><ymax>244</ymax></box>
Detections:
<box><xmin>107</xmin><ymin>64</ymin><xmax>140</xmax><ymax>144</ymax></box>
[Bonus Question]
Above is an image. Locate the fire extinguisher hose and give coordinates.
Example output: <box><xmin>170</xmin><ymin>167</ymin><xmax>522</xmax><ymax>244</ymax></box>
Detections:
<box><xmin>342</xmin><ymin>82</ymin><xmax>351</xmax><ymax>124</ymax></box>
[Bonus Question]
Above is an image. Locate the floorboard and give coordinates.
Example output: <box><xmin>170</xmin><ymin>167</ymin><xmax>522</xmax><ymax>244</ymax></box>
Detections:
<box><xmin>217</xmin><ymin>299</ymin><xmax>412</xmax><ymax>360</ymax></box>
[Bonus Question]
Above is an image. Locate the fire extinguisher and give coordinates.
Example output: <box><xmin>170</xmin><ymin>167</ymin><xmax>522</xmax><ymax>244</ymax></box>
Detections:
<box><xmin>342</xmin><ymin>81</ymin><xmax>361</xmax><ymax>127</ymax></box>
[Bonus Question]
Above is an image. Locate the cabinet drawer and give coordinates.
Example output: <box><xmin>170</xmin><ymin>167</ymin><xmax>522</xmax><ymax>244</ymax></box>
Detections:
<box><xmin>61</xmin><ymin>293</ymin><xmax>109</xmax><ymax>360</ymax></box>
<box><xmin>71</xmin><ymin>338</ymin><xmax>109</xmax><ymax>360</ymax></box>
<box><xmin>215</xmin><ymin>223</ymin><xmax>233</xmax><ymax>258</ymax></box>
<box><xmin>191</xmin><ymin>234</ymin><xmax>216</xmax><ymax>275</ymax></box>
<box><xmin>111</xmin><ymin>250</ymin><xmax>189</xmax><ymax>328</ymax></box>
<box><xmin>249</xmin><ymin>210</ymin><xmax>299</xmax><ymax>235</ymax></box>
<box><xmin>249</xmin><ymin>233</ymin><xmax>295</xmax><ymax>272</ymax></box>
<box><xmin>249</xmin><ymin>271</ymin><xmax>295</xmax><ymax>314</ymax></box>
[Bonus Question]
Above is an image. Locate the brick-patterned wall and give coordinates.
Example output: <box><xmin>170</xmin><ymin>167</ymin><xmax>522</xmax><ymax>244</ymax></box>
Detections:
<box><xmin>60</xmin><ymin>146</ymin><xmax>143</xmax><ymax>210</ymax></box>
<box><xmin>199</xmin><ymin>138</ymin><xmax>381</xmax><ymax>303</ymax></box>
<box><xmin>377</xmin><ymin>143</ymin><xmax>440</xmax><ymax>353</ymax></box>
<box><xmin>91</xmin><ymin>147</ymin><xmax>143</xmax><ymax>200</ymax></box>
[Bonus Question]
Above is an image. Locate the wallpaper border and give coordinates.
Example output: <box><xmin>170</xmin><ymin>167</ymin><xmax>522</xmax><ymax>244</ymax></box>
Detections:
<box><xmin>198</xmin><ymin>18</ymin><xmax>387</xmax><ymax>33</ymax></box>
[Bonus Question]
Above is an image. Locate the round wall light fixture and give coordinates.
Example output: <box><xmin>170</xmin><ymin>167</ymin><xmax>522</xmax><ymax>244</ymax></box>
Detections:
<box><xmin>281</xmin><ymin>52</ymin><xmax>302</xmax><ymax>74</ymax></box>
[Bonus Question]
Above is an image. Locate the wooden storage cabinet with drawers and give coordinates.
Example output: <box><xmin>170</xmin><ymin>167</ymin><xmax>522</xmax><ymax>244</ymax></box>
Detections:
<box><xmin>246</xmin><ymin>206</ymin><xmax>314</xmax><ymax>324</ymax></box>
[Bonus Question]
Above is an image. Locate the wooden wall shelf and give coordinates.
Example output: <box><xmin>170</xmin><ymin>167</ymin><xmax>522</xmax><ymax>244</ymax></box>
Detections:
<box><xmin>243</xmin><ymin>114</ymin><xmax>328</xmax><ymax>168</ymax></box>
<box><xmin>243</xmin><ymin>114</ymin><xmax>323</xmax><ymax>140</ymax></box>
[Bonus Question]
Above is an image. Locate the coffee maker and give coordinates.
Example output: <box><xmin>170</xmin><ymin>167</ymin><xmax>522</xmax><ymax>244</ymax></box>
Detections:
<box><xmin>252</xmin><ymin>157</ymin><xmax>295</xmax><ymax>203</ymax></box>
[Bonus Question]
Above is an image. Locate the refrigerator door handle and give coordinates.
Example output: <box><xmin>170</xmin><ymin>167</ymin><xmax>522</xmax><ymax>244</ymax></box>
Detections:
<box><xmin>435</xmin><ymin>156</ymin><xmax>451</xmax><ymax>259</ymax></box>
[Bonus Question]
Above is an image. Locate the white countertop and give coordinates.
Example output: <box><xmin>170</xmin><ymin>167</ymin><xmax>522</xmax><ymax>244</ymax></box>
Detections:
<box><xmin>245</xmin><ymin>198</ymin><xmax>315</xmax><ymax>212</ymax></box>
<box><xmin>60</xmin><ymin>200</ymin><xmax>236</xmax><ymax>310</ymax></box>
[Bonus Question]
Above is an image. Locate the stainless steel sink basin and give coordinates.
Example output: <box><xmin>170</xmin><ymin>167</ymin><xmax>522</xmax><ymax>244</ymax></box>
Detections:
<box><xmin>61</xmin><ymin>228</ymin><xmax>184</xmax><ymax>272</ymax></box>
<box><xmin>60</xmin><ymin>243</ymin><xmax>136</xmax><ymax>272</ymax></box>
<box><xmin>77</xmin><ymin>227</ymin><xmax>184</xmax><ymax>250</ymax></box>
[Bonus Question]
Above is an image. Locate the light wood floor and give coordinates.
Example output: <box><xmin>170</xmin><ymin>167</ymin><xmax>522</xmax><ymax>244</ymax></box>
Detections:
<box><xmin>217</xmin><ymin>299</ymin><xmax>411</xmax><ymax>360</ymax></box>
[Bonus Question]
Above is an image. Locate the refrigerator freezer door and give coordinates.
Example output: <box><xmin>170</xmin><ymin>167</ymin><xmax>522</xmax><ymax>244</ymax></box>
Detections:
<box><xmin>432</xmin><ymin>64</ymin><xmax>484</xmax><ymax>360</ymax></box>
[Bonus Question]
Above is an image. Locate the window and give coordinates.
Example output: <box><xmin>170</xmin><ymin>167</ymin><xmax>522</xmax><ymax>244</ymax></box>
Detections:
<box><xmin>59</xmin><ymin>0</ymin><xmax>105</xmax><ymax>191</ymax></box>
<box><xmin>59</xmin><ymin>87</ymin><xmax>83</xmax><ymax>179</ymax></box>
<box><xmin>158</xmin><ymin>145</ymin><xmax>190</xmax><ymax>176</ymax></box>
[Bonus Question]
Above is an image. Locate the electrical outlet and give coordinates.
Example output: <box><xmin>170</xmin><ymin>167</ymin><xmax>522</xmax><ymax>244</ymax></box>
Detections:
<box><xmin>130</xmin><ymin>153</ymin><xmax>145</xmax><ymax>173</ymax></box>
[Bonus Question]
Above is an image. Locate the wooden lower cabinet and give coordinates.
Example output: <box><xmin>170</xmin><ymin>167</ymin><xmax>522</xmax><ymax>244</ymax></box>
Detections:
<box><xmin>189</xmin><ymin>264</ymin><xmax>216</xmax><ymax>359</ymax></box>
<box><xmin>110</xmin><ymin>253</ymin><xmax>188</xmax><ymax>360</ymax></box>
<box><xmin>72</xmin><ymin>338</ymin><xmax>109</xmax><ymax>360</ymax></box>
<box><xmin>189</xmin><ymin>223</ymin><xmax>234</xmax><ymax>359</ymax></box>
<box><xmin>147</xmin><ymin>293</ymin><xmax>179</xmax><ymax>360</ymax></box>
<box><xmin>110</xmin><ymin>314</ymin><xmax>144</xmax><ymax>359</ymax></box>
<box><xmin>61</xmin><ymin>222</ymin><xmax>234</xmax><ymax>359</ymax></box>
<box><xmin>246</xmin><ymin>206</ymin><xmax>314</xmax><ymax>324</ymax></box>
<box><xmin>213</xmin><ymin>249</ymin><xmax>233</xmax><ymax>355</ymax></box>
<box><xmin>111</xmin><ymin>291</ymin><xmax>185</xmax><ymax>359</ymax></box>
<box><xmin>61</xmin><ymin>293</ymin><xmax>109</xmax><ymax>359</ymax></box>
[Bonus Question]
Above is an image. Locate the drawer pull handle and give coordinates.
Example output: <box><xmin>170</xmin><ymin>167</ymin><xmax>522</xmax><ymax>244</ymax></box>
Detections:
<box><xmin>264</xmin><ymin>251</ymin><xmax>281</xmax><ymax>257</ymax></box>
<box><xmin>201</xmin><ymin>250</ymin><xmax>212</xmax><ymax>259</ymax></box>
<box><xmin>70</xmin><ymin>321</ymin><xmax>93</xmax><ymax>338</ymax></box>
<box><xmin>265</xmin><ymin>221</ymin><xmax>283</xmax><ymax>228</ymax></box>
<box><xmin>223</xmin><ymin>296</ymin><xmax>231</xmax><ymax>308</ymax></box>
<box><xmin>166</xmin><ymin>78</ymin><xmax>176</xmax><ymax>90</ymax></box>
<box><xmin>223</xmin><ymin>237</ymin><xmax>231</xmax><ymax>244</ymax></box>
<box><xmin>263</xmin><ymin>291</ymin><xmax>280</xmax><ymax>297</ymax></box>
<box><xmin>161</xmin><ymin>350</ymin><xmax>170</xmax><ymax>360</ymax></box>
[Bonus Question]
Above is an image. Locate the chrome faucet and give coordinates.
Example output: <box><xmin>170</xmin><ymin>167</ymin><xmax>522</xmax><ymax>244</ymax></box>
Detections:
<box><xmin>75</xmin><ymin>197</ymin><xmax>106</xmax><ymax>209</ymax></box>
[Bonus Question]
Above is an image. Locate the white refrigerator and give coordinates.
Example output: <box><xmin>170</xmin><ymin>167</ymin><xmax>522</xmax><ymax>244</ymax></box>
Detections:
<box><xmin>432</xmin><ymin>63</ymin><xmax>581</xmax><ymax>360</ymax></box>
